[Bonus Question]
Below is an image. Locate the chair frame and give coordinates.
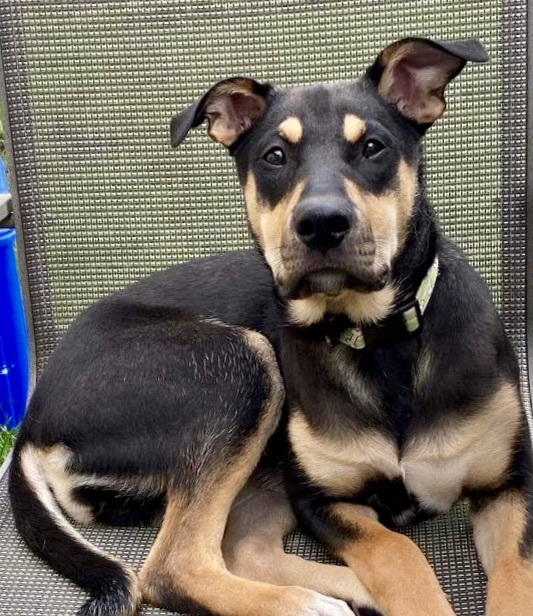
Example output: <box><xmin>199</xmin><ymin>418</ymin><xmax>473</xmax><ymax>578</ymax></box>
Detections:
<box><xmin>527</xmin><ymin>2</ymin><xmax>533</xmax><ymax>397</ymax></box>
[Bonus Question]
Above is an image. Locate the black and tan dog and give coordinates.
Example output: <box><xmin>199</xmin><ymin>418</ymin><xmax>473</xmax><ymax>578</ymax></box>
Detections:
<box><xmin>9</xmin><ymin>37</ymin><xmax>533</xmax><ymax>616</ymax></box>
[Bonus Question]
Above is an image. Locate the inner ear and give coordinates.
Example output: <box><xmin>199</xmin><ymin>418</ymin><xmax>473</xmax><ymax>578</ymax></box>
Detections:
<box><xmin>379</xmin><ymin>41</ymin><xmax>463</xmax><ymax>125</ymax></box>
<box><xmin>371</xmin><ymin>38</ymin><xmax>489</xmax><ymax>126</ymax></box>
<box><xmin>203</xmin><ymin>79</ymin><xmax>271</xmax><ymax>147</ymax></box>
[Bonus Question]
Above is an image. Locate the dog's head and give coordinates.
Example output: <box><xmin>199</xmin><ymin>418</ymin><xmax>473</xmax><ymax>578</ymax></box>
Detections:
<box><xmin>171</xmin><ymin>38</ymin><xmax>488</xmax><ymax>325</ymax></box>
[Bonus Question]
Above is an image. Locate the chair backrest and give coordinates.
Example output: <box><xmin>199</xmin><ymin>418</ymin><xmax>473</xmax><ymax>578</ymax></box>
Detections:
<box><xmin>0</xmin><ymin>1</ymin><xmax>530</xmax><ymax>407</ymax></box>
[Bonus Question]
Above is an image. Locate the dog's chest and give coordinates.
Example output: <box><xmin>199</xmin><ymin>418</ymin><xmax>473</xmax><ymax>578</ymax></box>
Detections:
<box><xmin>288</xmin><ymin>390</ymin><xmax>518</xmax><ymax>525</ymax></box>
<box><xmin>285</xmin><ymin>330</ymin><xmax>521</xmax><ymax>524</ymax></box>
<box><xmin>289</xmin><ymin>412</ymin><xmax>468</xmax><ymax>520</ymax></box>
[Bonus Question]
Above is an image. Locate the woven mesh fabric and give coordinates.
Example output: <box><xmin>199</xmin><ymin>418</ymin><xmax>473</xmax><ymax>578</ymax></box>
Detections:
<box><xmin>0</xmin><ymin>473</ymin><xmax>486</xmax><ymax>616</ymax></box>
<box><xmin>0</xmin><ymin>1</ymin><xmax>529</xmax><ymax>615</ymax></box>
<box><xmin>0</xmin><ymin>0</ymin><xmax>503</xmax><ymax>372</ymax></box>
<box><xmin>501</xmin><ymin>0</ymin><xmax>531</xmax><ymax>412</ymax></box>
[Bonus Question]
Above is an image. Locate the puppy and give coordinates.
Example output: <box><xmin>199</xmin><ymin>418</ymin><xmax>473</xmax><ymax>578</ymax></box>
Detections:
<box><xmin>10</xmin><ymin>37</ymin><xmax>533</xmax><ymax>616</ymax></box>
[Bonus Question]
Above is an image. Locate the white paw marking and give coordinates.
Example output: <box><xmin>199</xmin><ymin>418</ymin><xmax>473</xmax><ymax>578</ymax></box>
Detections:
<box><xmin>305</xmin><ymin>593</ymin><xmax>355</xmax><ymax>616</ymax></box>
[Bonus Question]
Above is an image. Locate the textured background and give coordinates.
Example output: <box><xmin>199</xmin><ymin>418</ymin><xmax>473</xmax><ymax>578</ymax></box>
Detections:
<box><xmin>0</xmin><ymin>0</ymin><xmax>502</xmax><ymax>372</ymax></box>
<box><xmin>0</xmin><ymin>1</ymin><xmax>529</xmax><ymax>615</ymax></box>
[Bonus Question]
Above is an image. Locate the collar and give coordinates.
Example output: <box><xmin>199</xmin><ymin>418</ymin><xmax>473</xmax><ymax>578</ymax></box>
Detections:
<box><xmin>334</xmin><ymin>256</ymin><xmax>439</xmax><ymax>351</ymax></box>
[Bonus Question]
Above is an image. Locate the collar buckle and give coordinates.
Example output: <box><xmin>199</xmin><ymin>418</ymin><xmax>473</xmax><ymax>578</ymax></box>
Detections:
<box><xmin>335</xmin><ymin>255</ymin><xmax>439</xmax><ymax>351</ymax></box>
<box><xmin>338</xmin><ymin>326</ymin><xmax>366</xmax><ymax>350</ymax></box>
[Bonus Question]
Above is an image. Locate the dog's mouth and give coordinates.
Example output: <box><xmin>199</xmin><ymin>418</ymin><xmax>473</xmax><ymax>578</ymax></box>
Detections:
<box><xmin>278</xmin><ymin>267</ymin><xmax>390</xmax><ymax>300</ymax></box>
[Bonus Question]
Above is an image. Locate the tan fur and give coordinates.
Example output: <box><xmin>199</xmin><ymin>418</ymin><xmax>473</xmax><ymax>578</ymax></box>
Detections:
<box><xmin>472</xmin><ymin>492</ymin><xmax>533</xmax><ymax>616</ymax></box>
<box><xmin>330</xmin><ymin>502</ymin><xmax>455</xmax><ymax>616</ymax></box>
<box><xmin>464</xmin><ymin>382</ymin><xmax>522</xmax><ymax>489</ymax></box>
<box><xmin>486</xmin><ymin>559</ymin><xmax>533</xmax><ymax>616</ymax></box>
<box><xmin>278</xmin><ymin>117</ymin><xmax>303</xmax><ymax>144</ymax></box>
<box><xmin>288</xmin><ymin>382</ymin><xmax>522</xmax><ymax>514</ymax></box>
<box><xmin>287</xmin><ymin>160</ymin><xmax>416</xmax><ymax>326</ymax></box>
<box><xmin>396</xmin><ymin>160</ymin><xmax>419</xmax><ymax>240</ymax></box>
<box><xmin>38</xmin><ymin>445</ymin><xmax>95</xmax><ymax>524</ymax></box>
<box><xmin>20</xmin><ymin>444</ymin><xmax>142</xmax><ymax>611</ymax></box>
<box><xmin>403</xmin><ymin>381</ymin><xmax>522</xmax><ymax>512</ymax></box>
<box><xmin>244</xmin><ymin>172</ymin><xmax>306</xmax><ymax>281</ymax></box>
<box><xmin>473</xmin><ymin>491</ymin><xmax>527</xmax><ymax>574</ymax></box>
<box><xmin>244</xmin><ymin>173</ymin><xmax>262</xmax><ymax>241</ymax></box>
<box><xmin>343</xmin><ymin>114</ymin><xmax>366</xmax><ymax>143</ymax></box>
<box><xmin>140</xmin><ymin>485</ymin><xmax>306</xmax><ymax>616</ymax></box>
<box><xmin>140</xmin><ymin>472</ymin><xmax>350</xmax><ymax>615</ymax></box>
<box><xmin>242</xmin><ymin>329</ymin><xmax>281</xmax><ymax>378</ymax></box>
<box><xmin>223</xmin><ymin>481</ymin><xmax>378</xmax><ymax>609</ymax></box>
<box><xmin>344</xmin><ymin>160</ymin><xmax>417</xmax><ymax>266</ymax></box>
<box><xmin>289</xmin><ymin>410</ymin><xmax>397</xmax><ymax>497</ymax></box>
<box><xmin>344</xmin><ymin>177</ymin><xmax>399</xmax><ymax>264</ymax></box>
<box><xmin>246</xmin><ymin>158</ymin><xmax>414</xmax><ymax>327</ymax></box>
<box><xmin>287</xmin><ymin>284</ymin><xmax>396</xmax><ymax>327</ymax></box>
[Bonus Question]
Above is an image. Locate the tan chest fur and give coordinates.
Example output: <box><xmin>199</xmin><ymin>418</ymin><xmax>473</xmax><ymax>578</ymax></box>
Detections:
<box><xmin>288</xmin><ymin>382</ymin><xmax>522</xmax><ymax>513</ymax></box>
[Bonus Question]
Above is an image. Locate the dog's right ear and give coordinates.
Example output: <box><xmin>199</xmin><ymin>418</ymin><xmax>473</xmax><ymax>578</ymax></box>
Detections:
<box><xmin>170</xmin><ymin>77</ymin><xmax>273</xmax><ymax>148</ymax></box>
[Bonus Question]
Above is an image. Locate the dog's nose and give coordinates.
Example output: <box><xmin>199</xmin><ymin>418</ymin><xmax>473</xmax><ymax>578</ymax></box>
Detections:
<box><xmin>293</xmin><ymin>201</ymin><xmax>352</xmax><ymax>250</ymax></box>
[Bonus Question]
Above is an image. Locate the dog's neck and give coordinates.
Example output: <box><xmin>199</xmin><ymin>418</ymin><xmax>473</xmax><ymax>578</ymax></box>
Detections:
<box><xmin>392</xmin><ymin>188</ymin><xmax>439</xmax><ymax>303</ymax></box>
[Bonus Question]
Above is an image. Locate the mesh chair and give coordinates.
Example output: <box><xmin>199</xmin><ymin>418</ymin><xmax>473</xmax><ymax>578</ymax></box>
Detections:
<box><xmin>0</xmin><ymin>2</ymin><xmax>531</xmax><ymax>615</ymax></box>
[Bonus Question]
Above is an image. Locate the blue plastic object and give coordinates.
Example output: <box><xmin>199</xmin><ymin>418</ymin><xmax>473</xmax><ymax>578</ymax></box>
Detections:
<box><xmin>0</xmin><ymin>227</ymin><xmax>30</xmax><ymax>428</ymax></box>
<box><xmin>0</xmin><ymin>158</ymin><xmax>8</xmax><ymax>192</ymax></box>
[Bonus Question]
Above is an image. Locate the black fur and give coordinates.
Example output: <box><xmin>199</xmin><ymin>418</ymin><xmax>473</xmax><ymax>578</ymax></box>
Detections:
<box><xmin>73</xmin><ymin>486</ymin><xmax>165</xmax><ymax>526</ymax></box>
<box><xmin>10</xmin><ymin>270</ymin><xmax>279</xmax><ymax>614</ymax></box>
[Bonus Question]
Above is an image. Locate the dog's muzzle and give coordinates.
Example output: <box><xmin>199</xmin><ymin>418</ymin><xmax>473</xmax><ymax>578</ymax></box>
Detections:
<box><xmin>280</xmin><ymin>265</ymin><xmax>390</xmax><ymax>299</ymax></box>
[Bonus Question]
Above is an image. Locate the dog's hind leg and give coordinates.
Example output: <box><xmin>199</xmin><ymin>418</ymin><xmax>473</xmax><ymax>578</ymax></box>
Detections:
<box><xmin>223</xmin><ymin>482</ymin><xmax>383</xmax><ymax>616</ymax></box>
<box><xmin>139</xmin><ymin>330</ymin><xmax>355</xmax><ymax>616</ymax></box>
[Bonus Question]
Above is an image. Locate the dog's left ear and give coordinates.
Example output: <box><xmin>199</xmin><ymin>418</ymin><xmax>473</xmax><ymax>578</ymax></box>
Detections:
<box><xmin>367</xmin><ymin>38</ymin><xmax>489</xmax><ymax>126</ymax></box>
<box><xmin>170</xmin><ymin>77</ymin><xmax>273</xmax><ymax>148</ymax></box>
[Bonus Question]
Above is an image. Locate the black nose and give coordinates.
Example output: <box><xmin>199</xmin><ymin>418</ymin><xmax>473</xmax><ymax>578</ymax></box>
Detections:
<box><xmin>293</xmin><ymin>200</ymin><xmax>352</xmax><ymax>250</ymax></box>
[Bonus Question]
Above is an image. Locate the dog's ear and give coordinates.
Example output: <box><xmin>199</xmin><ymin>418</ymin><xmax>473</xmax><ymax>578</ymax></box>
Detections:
<box><xmin>367</xmin><ymin>38</ymin><xmax>489</xmax><ymax>126</ymax></box>
<box><xmin>170</xmin><ymin>77</ymin><xmax>273</xmax><ymax>148</ymax></box>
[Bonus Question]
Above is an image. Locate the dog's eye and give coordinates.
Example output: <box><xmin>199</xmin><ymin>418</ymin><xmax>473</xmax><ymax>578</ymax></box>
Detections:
<box><xmin>263</xmin><ymin>147</ymin><xmax>286</xmax><ymax>166</ymax></box>
<box><xmin>362</xmin><ymin>139</ymin><xmax>385</xmax><ymax>159</ymax></box>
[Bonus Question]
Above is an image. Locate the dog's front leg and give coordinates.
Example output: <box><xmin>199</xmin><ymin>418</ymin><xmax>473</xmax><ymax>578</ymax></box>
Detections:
<box><xmin>292</xmin><ymin>498</ymin><xmax>456</xmax><ymax>616</ymax></box>
<box><xmin>471</xmin><ymin>488</ymin><xmax>533</xmax><ymax>615</ymax></box>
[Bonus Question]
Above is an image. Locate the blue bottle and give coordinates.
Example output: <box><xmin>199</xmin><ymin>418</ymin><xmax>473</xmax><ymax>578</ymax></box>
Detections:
<box><xmin>0</xmin><ymin>159</ymin><xmax>30</xmax><ymax>428</ymax></box>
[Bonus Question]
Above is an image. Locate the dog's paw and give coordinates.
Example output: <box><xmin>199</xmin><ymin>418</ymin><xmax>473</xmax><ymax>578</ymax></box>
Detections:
<box><xmin>304</xmin><ymin>593</ymin><xmax>356</xmax><ymax>616</ymax></box>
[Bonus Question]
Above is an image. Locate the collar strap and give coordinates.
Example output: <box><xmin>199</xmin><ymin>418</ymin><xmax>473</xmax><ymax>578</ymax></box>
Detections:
<box><xmin>336</xmin><ymin>256</ymin><xmax>439</xmax><ymax>351</ymax></box>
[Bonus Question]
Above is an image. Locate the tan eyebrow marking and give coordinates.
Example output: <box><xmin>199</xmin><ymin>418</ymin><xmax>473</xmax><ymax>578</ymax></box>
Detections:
<box><xmin>343</xmin><ymin>114</ymin><xmax>366</xmax><ymax>144</ymax></box>
<box><xmin>278</xmin><ymin>117</ymin><xmax>303</xmax><ymax>144</ymax></box>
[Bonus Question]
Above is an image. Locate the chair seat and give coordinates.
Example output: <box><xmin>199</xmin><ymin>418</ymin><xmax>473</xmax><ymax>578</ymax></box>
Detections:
<box><xmin>0</xmin><ymin>462</ymin><xmax>486</xmax><ymax>615</ymax></box>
